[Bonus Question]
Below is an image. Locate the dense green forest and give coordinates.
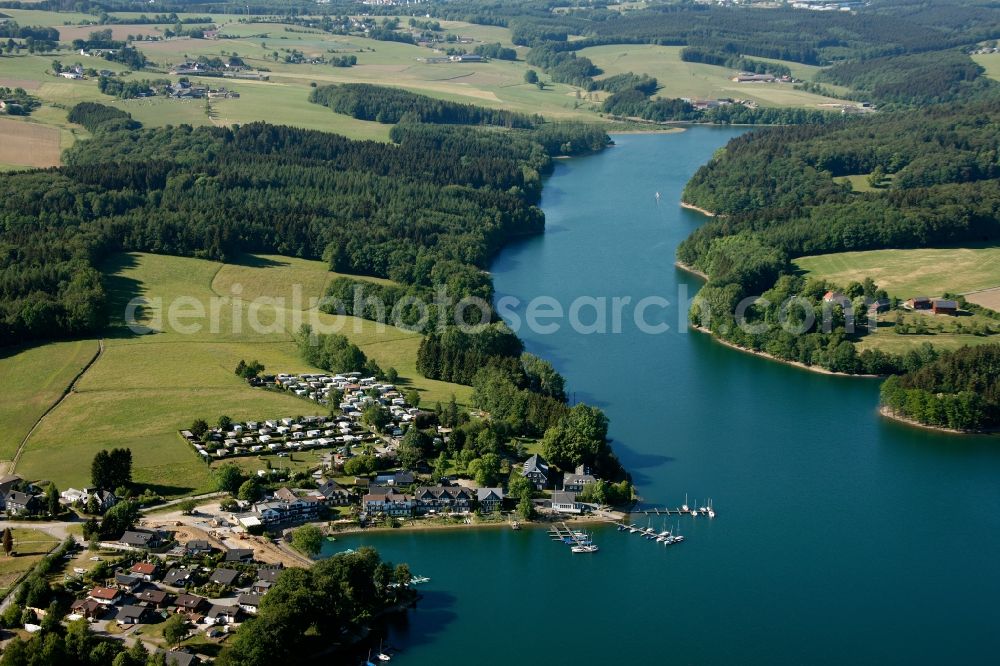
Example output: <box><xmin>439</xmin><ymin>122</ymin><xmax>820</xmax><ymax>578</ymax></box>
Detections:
<box><xmin>815</xmin><ymin>50</ymin><xmax>996</xmax><ymax>107</ymax></box>
<box><xmin>880</xmin><ymin>344</ymin><xmax>1000</xmax><ymax>430</ymax></box>
<box><xmin>309</xmin><ymin>83</ymin><xmax>541</xmax><ymax>128</ymax></box>
<box><xmin>0</xmin><ymin>103</ymin><xmax>607</xmax><ymax>346</ymax></box>
<box><xmin>678</xmin><ymin>100</ymin><xmax>1000</xmax><ymax>374</ymax></box>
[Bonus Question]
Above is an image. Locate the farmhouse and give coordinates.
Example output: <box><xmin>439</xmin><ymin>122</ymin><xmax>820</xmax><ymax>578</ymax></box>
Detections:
<box><xmin>932</xmin><ymin>299</ymin><xmax>959</xmax><ymax>315</ymax></box>
<box><xmin>116</xmin><ymin>604</ymin><xmax>152</xmax><ymax>626</ymax></box>
<box><xmin>904</xmin><ymin>296</ymin><xmax>932</xmax><ymax>310</ymax></box>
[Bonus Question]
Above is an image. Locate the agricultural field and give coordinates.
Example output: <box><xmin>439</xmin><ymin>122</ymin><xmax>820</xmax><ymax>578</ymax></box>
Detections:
<box><xmin>0</xmin><ymin>528</ymin><xmax>59</xmax><ymax>598</ymax></box>
<box><xmin>794</xmin><ymin>246</ymin><xmax>1000</xmax><ymax>299</ymax></box>
<box><xmin>580</xmin><ymin>44</ymin><xmax>847</xmax><ymax>108</ymax></box>
<box><xmin>0</xmin><ymin>340</ymin><xmax>99</xmax><ymax>466</ymax></box>
<box><xmin>832</xmin><ymin>173</ymin><xmax>896</xmax><ymax>193</ymax></box>
<box><xmin>972</xmin><ymin>51</ymin><xmax>1000</xmax><ymax>81</ymax></box>
<box><xmin>0</xmin><ymin>117</ymin><xmax>62</xmax><ymax>169</ymax></box>
<box><xmin>12</xmin><ymin>252</ymin><xmax>471</xmax><ymax>496</ymax></box>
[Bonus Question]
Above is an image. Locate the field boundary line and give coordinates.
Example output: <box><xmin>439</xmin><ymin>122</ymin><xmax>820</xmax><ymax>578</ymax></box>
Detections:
<box><xmin>7</xmin><ymin>338</ymin><xmax>104</xmax><ymax>475</ymax></box>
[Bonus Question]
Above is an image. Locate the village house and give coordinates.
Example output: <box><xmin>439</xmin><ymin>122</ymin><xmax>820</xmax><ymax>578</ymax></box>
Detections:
<box><xmin>563</xmin><ymin>465</ymin><xmax>598</xmax><ymax>493</ymax></box>
<box><xmin>413</xmin><ymin>486</ymin><xmax>473</xmax><ymax>513</ymax></box>
<box><xmin>119</xmin><ymin>530</ymin><xmax>164</xmax><ymax>550</ymax></box>
<box><xmin>87</xmin><ymin>586</ymin><xmax>123</xmax><ymax>606</ymax></box>
<box><xmin>476</xmin><ymin>488</ymin><xmax>505</xmax><ymax>514</ymax></box>
<box><xmin>206</xmin><ymin>604</ymin><xmax>240</xmax><ymax>625</ymax></box>
<box><xmin>4</xmin><ymin>490</ymin><xmax>41</xmax><ymax>515</ymax></box>
<box><xmin>130</xmin><ymin>561</ymin><xmax>160</xmax><ymax>581</ymax></box>
<box><xmin>161</xmin><ymin>651</ymin><xmax>200</xmax><ymax>666</ymax></box>
<box><xmin>175</xmin><ymin>593</ymin><xmax>209</xmax><ymax>614</ymax></box>
<box><xmin>315</xmin><ymin>479</ymin><xmax>352</xmax><ymax>505</ymax></box>
<box><xmin>209</xmin><ymin>568</ymin><xmax>240</xmax><ymax>587</ymax></box>
<box><xmin>551</xmin><ymin>491</ymin><xmax>586</xmax><ymax>515</ymax></box>
<box><xmin>224</xmin><ymin>548</ymin><xmax>255</xmax><ymax>563</ymax></box>
<box><xmin>237</xmin><ymin>593</ymin><xmax>261</xmax><ymax>615</ymax></box>
<box><xmin>134</xmin><ymin>588</ymin><xmax>173</xmax><ymax>609</ymax></box>
<box><xmin>164</xmin><ymin>568</ymin><xmax>193</xmax><ymax>587</ymax></box>
<box><xmin>113</xmin><ymin>573</ymin><xmax>143</xmax><ymax>593</ymax></box>
<box><xmin>70</xmin><ymin>598</ymin><xmax>106</xmax><ymax>620</ymax></box>
<box><xmin>184</xmin><ymin>539</ymin><xmax>214</xmax><ymax>556</ymax></box>
<box><xmin>364</xmin><ymin>491</ymin><xmax>415</xmax><ymax>517</ymax></box>
<box><xmin>116</xmin><ymin>604</ymin><xmax>153</xmax><ymax>626</ymax></box>
<box><xmin>522</xmin><ymin>454</ymin><xmax>550</xmax><ymax>490</ymax></box>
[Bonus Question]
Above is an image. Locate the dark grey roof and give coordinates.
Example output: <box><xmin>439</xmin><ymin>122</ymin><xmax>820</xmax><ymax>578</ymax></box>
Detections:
<box><xmin>164</xmin><ymin>568</ymin><xmax>191</xmax><ymax>585</ymax></box>
<box><xmin>224</xmin><ymin>548</ymin><xmax>254</xmax><ymax>562</ymax></box>
<box><xmin>522</xmin><ymin>454</ymin><xmax>549</xmax><ymax>476</ymax></box>
<box><xmin>161</xmin><ymin>651</ymin><xmax>198</xmax><ymax>666</ymax></box>
<box><xmin>209</xmin><ymin>568</ymin><xmax>239</xmax><ymax>586</ymax></box>
<box><xmin>237</xmin><ymin>593</ymin><xmax>261</xmax><ymax>606</ymax></box>
<box><xmin>120</xmin><ymin>530</ymin><xmax>158</xmax><ymax>547</ymax></box>
<box><xmin>255</xmin><ymin>567</ymin><xmax>282</xmax><ymax>583</ymax></box>
<box><xmin>117</xmin><ymin>605</ymin><xmax>148</xmax><ymax>621</ymax></box>
<box><xmin>476</xmin><ymin>488</ymin><xmax>504</xmax><ymax>502</ymax></box>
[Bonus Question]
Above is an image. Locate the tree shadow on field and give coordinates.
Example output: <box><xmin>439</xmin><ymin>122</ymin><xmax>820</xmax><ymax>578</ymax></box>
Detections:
<box><xmin>226</xmin><ymin>253</ymin><xmax>289</xmax><ymax>269</ymax></box>
<box><xmin>101</xmin><ymin>252</ymin><xmax>156</xmax><ymax>341</ymax></box>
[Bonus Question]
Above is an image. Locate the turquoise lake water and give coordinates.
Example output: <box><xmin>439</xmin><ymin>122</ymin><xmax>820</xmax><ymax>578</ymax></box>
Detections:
<box><xmin>328</xmin><ymin>128</ymin><xmax>1000</xmax><ymax>665</ymax></box>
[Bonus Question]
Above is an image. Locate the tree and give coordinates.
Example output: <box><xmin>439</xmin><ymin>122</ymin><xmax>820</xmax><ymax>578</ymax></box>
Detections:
<box><xmin>179</xmin><ymin>499</ymin><xmax>197</xmax><ymax>515</ymax></box>
<box><xmin>405</xmin><ymin>389</ymin><xmax>421</xmax><ymax>408</ymax></box>
<box><xmin>237</xmin><ymin>479</ymin><xmax>263</xmax><ymax>503</ymax></box>
<box><xmin>215</xmin><ymin>464</ymin><xmax>245</xmax><ymax>494</ymax></box>
<box><xmin>45</xmin><ymin>484</ymin><xmax>60</xmax><ymax>516</ymax></box>
<box><xmin>524</xmin><ymin>69</ymin><xmax>538</xmax><ymax>84</ymax></box>
<box><xmin>342</xmin><ymin>455</ymin><xmax>377</xmax><ymax>476</ymax></box>
<box><xmin>397</xmin><ymin>427</ymin><xmax>428</xmax><ymax>470</ymax></box>
<box><xmin>218</xmin><ymin>415</ymin><xmax>233</xmax><ymax>431</ymax></box>
<box><xmin>2</xmin><ymin>528</ymin><xmax>12</xmax><ymax>556</ymax></box>
<box><xmin>190</xmin><ymin>419</ymin><xmax>209</xmax><ymax>439</ymax></box>
<box><xmin>291</xmin><ymin>524</ymin><xmax>324</xmax><ymax>557</ymax></box>
<box><xmin>162</xmin><ymin>612</ymin><xmax>188</xmax><ymax>646</ymax></box>
<box><xmin>361</xmin><ymin>404</ymin><xmax>390</xmax><ymax>433</ymax></box>
<box><xmin>517</xmin><ymin>492</ymin><xmax>534</xmax><ymax>520</ymax></box>
<box><xmin>385</xmin><ymin>367</ymin><xmax>399</xmax><ymax>383</ymax></box>
<box><xmin>92</xmin><ymin>448</ymin><xmax>132</xmax><ymax>490</ymax></box>
<box><xmin>99</xmin><ymin>500</ymin><xmax>139</xmax><ymax>539</ymax></box>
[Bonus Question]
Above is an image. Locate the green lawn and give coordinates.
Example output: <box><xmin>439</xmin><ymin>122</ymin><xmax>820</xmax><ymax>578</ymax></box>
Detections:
<box><xmin>0</xmin><ymin>340</ymin><xmax>99</xmax><ymax>464</ymax></box>
<box><xmin>579</xmin><ymin>44</ymin><xmax>847</xmax><ymax>108</ymax></box>
<box><xmin>0</xmin><ymin>529</ymin><xmax>59</xmax><ymax>597</ymax></box>
<box><xmin>13</xmin><ymin>252</ymin><xmax>471</xmax><ymax>497</ymax></box>
<box><xmin>972</xmin><ymin>52</ymin><xmax>1000</xmax><ymax>82</ymax></box>
<box><xmin>832</xmin><ymin>173</ymin><xmax>895</xmax><ymax>193</ymax></box>
<box><xmin>858</xmin><ymin>331</ymin><xmax>999</xmax><ymax>355</ymax></box>
<box><xmin>794</xmin><ymin>246</ymin><xmax>1000</xmax><ymax>298</ymax></box>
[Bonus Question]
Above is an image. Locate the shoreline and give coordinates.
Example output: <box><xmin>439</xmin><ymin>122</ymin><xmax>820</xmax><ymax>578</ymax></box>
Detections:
<box><xmin>674</xmin><ymin>260</ymin><xmax>708</xmax><ymax>281</ymax></box>
<box><xmin>878</xmin><ymin>405</ymin><xmax>999</xmax><ymax>436</ymax></box>
<box><xmin>691</xmin><ymin>324</ymin><xmax>883</xmax><ymax>378</ymax></box>
<box><xmin>327</xmin><ymin>512</ymin><xmax>626</xmax><ymax>539</ymax></box>
<box><xmin>679</xmin><ymin>201</ymin><xmax>718</xmax><ymax>217</ymax></box>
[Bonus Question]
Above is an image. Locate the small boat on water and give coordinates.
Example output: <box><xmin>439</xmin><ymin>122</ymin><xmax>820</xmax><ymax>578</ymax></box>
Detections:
<box><xmin>681</xmin><ymin>493</ymin><xmax>690</xmax><ymax>513</ymax></box>
<box><xmin>571</xmin><ymin>544</ymin><xmax>599</xmax><ymax>553</ymax></box>
<box><xmin>410</xmin><ymin>575</ymin><xmax>430</xmax><ymax>584</ymax></box>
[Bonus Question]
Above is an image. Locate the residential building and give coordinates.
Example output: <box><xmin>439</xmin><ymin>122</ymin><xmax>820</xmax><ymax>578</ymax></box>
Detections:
<box><xmin>476</xmin><ymin>488</ymin><xmax>504</xmax><ymax>514</ymax></box>
<box><xmin>119</xmin><ymin>530</ymin><xmax>163</xmax><ymax>550</ymax></box>
<box><xmin>130</xmin><ymin>562</ymin><xmax>160</xmax><ymax>581</ymax></box>
<box><xmin>88</xmin><ymin>587</ymin><xmax>123</xmax><ymax>606</ymax></box>
<box><xmin>551</xmin><ymin>491</ymin><xmax>586</xmax><ymax>515</ymax></box>
<box><xmin>209</xmin><ymin>569</ymin><xmax>240</xmax><ymax>587</ymax></box>
<box><xmin>116</xmin><ymin>605</ymin><xmax>152</xmax><ymax>625</ymax></box>
<box><xmin>4</xmin><ymin>490</ymin><xmax>40</xmax><ymax>515</ymax></box>
<box><xmin>522</xmin><ymin>454</ymin><xmax>550</xmax><ymax>490</ymax></box>
<box><xmin>932</xmin><ymin>299</ymin><xmax>958</xmax><ymax>315</ymax></box>
<box><xmin>237</xmin><ymin>593</ymin><xmax>261</xmax><ymax>615</ymax></box>
<box><xmin>413</xmin><ymin>486</ymin><xmax>473</xmax><ymax>514</ymax></box>
<box><xmin>563</xmin><ymin>465</ymin><xmax>597</xmax><ymax>493</ymax></box>
<box><xmin>164</xmin><ymin>568</ymin><xmax>193</xmax><ymax>587</ymax></box>
<box><xmin>175</xmin><ymin>594</ymin><xmax>208</xmax><ymax>614</ymax></box>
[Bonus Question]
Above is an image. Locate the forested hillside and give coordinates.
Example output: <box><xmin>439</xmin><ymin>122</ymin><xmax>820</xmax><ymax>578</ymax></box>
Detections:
<box><xmin>881</xmin><ymin>344</ymin><xmax>1000</xmax><ymax>430</ymax></box>
<box><xmin>0</xmin><ymin>104</ymin><xmax>607</xmax><ymax>346</ymax></box>
<box><xmin>310</xmin><ymin>83</ymin><xmax>541</xmax><ymax>128</ymax></box>
<box><xmin>678</xmin><ymin>100</ymin><xmax>1000</xmax><ymax>375</ymax></box>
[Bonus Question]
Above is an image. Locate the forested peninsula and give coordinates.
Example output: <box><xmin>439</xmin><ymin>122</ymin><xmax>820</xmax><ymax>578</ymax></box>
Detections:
<box><xmin>675</xmin><ymin>100</ymin><xmax>1000</xmax><ymax>377</ymax></box>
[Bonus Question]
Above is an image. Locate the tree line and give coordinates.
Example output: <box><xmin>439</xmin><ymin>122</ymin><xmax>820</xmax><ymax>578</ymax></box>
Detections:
<box><xmin>880</xmin><ymin>344</ymin><xmax>1000</xmax><ymax>430</ymax></box>
<box><xmin>0</xmin><ymin>106</ymin><xmax>609</xmax><ymax>346</ymax></box>
<box><xmin>310</xmin><ymin>83</ymin><xmax>541</xmax><ymax>128</ymax></box>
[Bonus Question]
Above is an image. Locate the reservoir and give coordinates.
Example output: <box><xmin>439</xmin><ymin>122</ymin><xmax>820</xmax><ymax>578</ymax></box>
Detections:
<box><xmin>328</xmin><ymin>128</ymin><xmax>1000</xmax><ymax>664</ymax></box>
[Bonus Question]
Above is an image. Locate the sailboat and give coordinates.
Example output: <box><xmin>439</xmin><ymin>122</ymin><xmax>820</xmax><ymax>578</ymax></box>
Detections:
<box><xmin>707</xmin><ymin>498</ymin><xmax>716</xmax><ymax>519</ymax></box>
<box><xmin>377</xmin><ymin>640</ymin><xmax>391</xmax><ymax>662</ymax></box>
<box><xmin>681</xmin><ymin>493</ymin><xmax>689</xmax><ymax>513</ymax></box>
<box><xmin>655</xmin><ymin>191</ymin><xmax>661</xmax><ymax>202</ymax></box>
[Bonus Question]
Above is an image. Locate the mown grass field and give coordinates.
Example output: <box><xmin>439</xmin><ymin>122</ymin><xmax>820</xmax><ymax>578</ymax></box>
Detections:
<box><xmin>579</xmin><ymin>44</ymin><xmax>847</xmax><ymax>108</ymax></box>
<box><xmin>972</xmin><ymin>52</ymin><xmax>1000</xmax><ymax>82</ymax></box>
<box><xmin>794</xmin><ymin>246</ymin><xmax>1000</xmax><ymax>298</ymax></box>
<box><xmin>858</xmin><ymin>331</ymin><xmax>999</xmax><ymax>354</ymax></box>
<box><xmin>0</xmin><ymin>340</ymin><xmax>99</xmax><ymax>465</ymax></box>
<box><xmin>0</xmin><ymin>117</ymin><xmax>62</xmax><ymax>168</ymax></box>
<box><xmin>0</xmin><ymin>528</ymin><xmax>59</xmax><ymax>597</ymax></box>
<box><xmin>13</xmin><ymin>252</ymin><xmax>471</xmax><ymax>496</ymax></box>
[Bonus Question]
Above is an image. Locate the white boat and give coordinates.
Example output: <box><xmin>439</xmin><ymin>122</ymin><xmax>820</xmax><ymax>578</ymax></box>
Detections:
<box><xmin>378</xmin><ymin>654</ymin><xmax>391</xmax><ymax>662</ymax></box>
<box><xmin>681</xmin><ymin>494</ymin><xmax>689</xmax><ymax>513</ymax></box>
<box><xmin>571</xmin><ymin>544</ymin><xmax>598</xmax><ymax>553</ymax></box>
<box><xmin>410</xmin><ymin>575</ymin><xmax>430</xmax><ymax>584</ymax></box>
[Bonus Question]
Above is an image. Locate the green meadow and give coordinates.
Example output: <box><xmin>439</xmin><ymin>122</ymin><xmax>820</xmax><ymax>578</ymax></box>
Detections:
<box><xmin>794</xmin><ymin>246</ymin><xmax>1000</xmax><ymax>298</ymax></box>
<box><xmin>12</xmin><ymin>253</ymin><xmax>471</xmax><ymax>496</ymax></box>
<box><xmin>579</xmin><ymin>44</ymin><xmax>847</xmax><ymax>108</ymax></box>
